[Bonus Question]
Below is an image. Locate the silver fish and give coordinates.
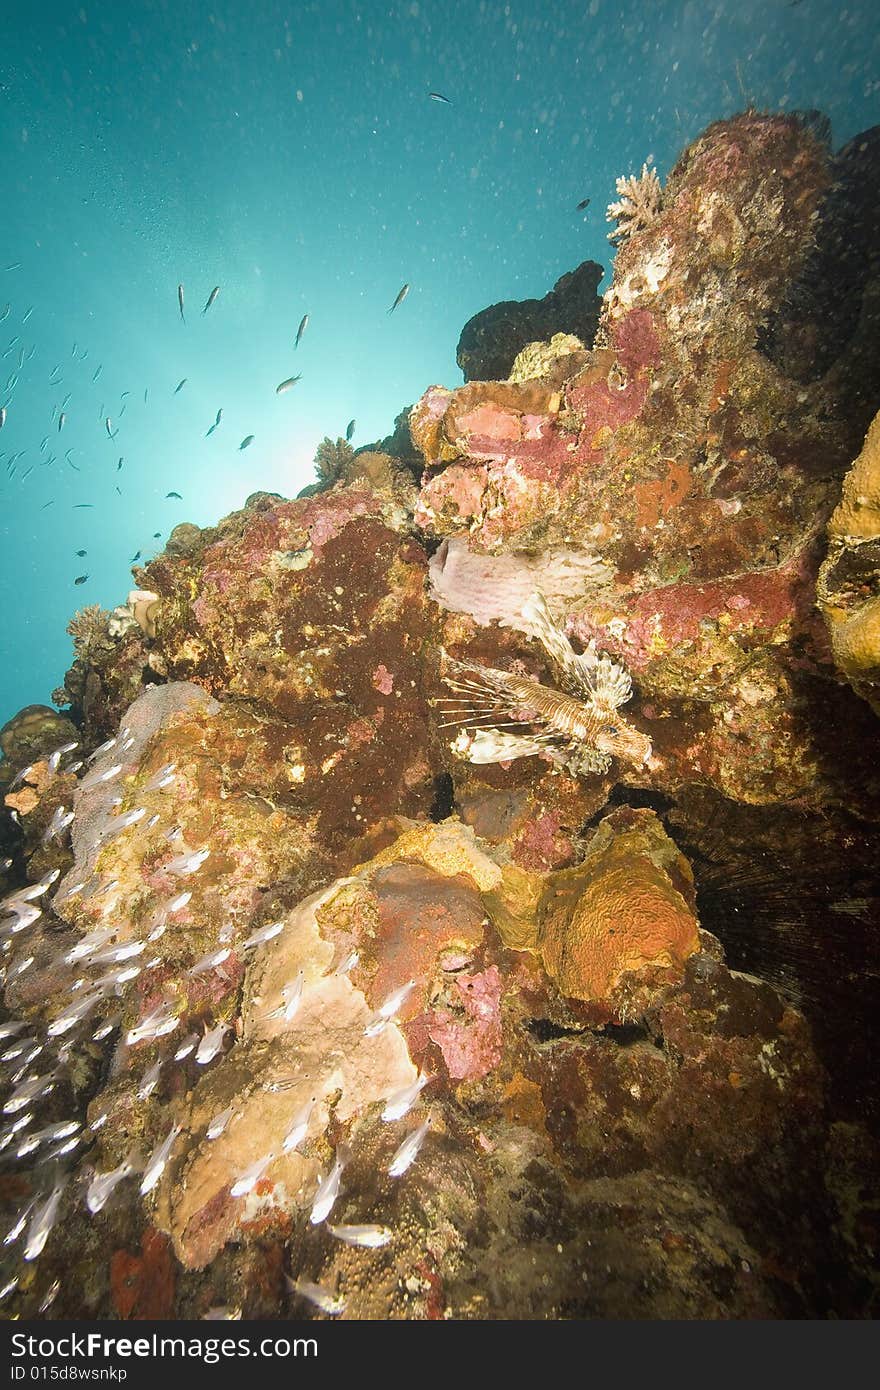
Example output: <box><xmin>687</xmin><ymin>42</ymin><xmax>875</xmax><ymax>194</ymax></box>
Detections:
<box><xmin>137</xmin><ymin>1058</ymin><xmax>163</xmax><ymax>1099</ymax></box>
<box><xmin>388</xmin><ymin>1118</ymin><xmax>430</xmax><ymax>1178</ymax></box>
<box><xmin>3</xmin><ymin>1073</ymin><xmax>56</xmax><ymax>1114</ymax></box>
<box><xmin>195</xmin><ymin>1021</ymin><xmax>230</xmax><ymax>1065</ymax></box>
<box><xmin>144</xmin><ymin>762</ymin><xmax>177</xmax><ymax>791</ymax></box>
<box><xmin>202</xmin><ymin>285</ymin><xmax>220</xmax><ymax>315</ymax></box>
<box><xmin>3</xmin><ymin>1199</ymin><xmax>36</xmax><ymax>1246</ymax></box>
<box><xmin>140</xmin><ymin>1124</ymin><xmax>182</xmax><ymax>1195</ymax></box>
<box><xmin>79</xmin><ymin>761</ymin><xmax>123</xmax><ymax>790</ymax></box>
<box><xmin>328</xmin><ymin>1223</ymin><xmax>393</xmax><ymax>1248</ymax></box>
<box><xmin>295</xmin><ymin>313</ymin><xmax>309</xmax><ymax>349</ymax></box>
<box><xmin>173</xmin><ymin>1032</ymin><xmax>199</xmax><ymax>1061</ymax></box>
<box><xmin>41</xmin><ymin>806</ymin><xmax>74</xmax><ymax>846</ymax></box>
<box><xmin>381</xmin><ymin>1071</ymin><xmax>433</xmax><ymax>1123</ymax></box>
<box><xmin>87</xmin><ymin>737</ymin><xmax>117</xmax><ymax>761</ymax></box>
<box><xmin>242</xmin><ymin>920</ymin><xmax>284</xmax><ymax>950</ymax></box>
<box><xmin>178</xmin><ymin>283</ymin><xmax>185</xmax><ymax>323</ymax></box>
<box><xmin>188</xmin><ymin>946</ymin><xmax>232</xmax><ymax>976</ymax></box>
<box><xmin>87</xmin><ymin>1158</ymin><xmax>136</xmax><ymax>1214</ymax></box>
<box><xmin>23</xmin><ymin>1183</ymin><xmax>65</xmax><ymax>1261</ymax></box>
<box><xmin>48</xmin><ymin>994</ymin><xmax>103</xmax><ymax>1037</ymax></box>
<box><xmin>309</xmin><ymin>1146</ymin><xmax>348</xmax><ymax>1225</ymax></box>
<box><xmin>334</xmin><ymin>950</ymin><xmax>360</xmax><ymax>976</ymax></box>
<box><xmin>285</xmin><ymin>1276</ymin><xmax>346</xmax><ymax>1316</ymax></box>
<box><xmin>167</xmin><ymin>890</ymin><xmax>193</xmax><ymax>913</ymax></box>
<box><xmin>125</xmin><ymin>1006</ymin><xmax>179</xmax><ymax>1047</ymax></box>
<box><xmin>164</xmin><ymin>846</ymin><xmax>210</xmax><ymax>876</ymax></box>
<box><xmin>264</xmin><ymin>971</ymin><xmax>304</xmax><ymax>1022</ymax></box>
<box><xmin>38</xmin><ymin>1278</ymin><xmax>61</xmax><ymax>1312</ymax></box>
<box><xmin>230</xmin><ymin>1151</ymin><xmax>275</xmax><ymax>1198</ymax></box>
<box><xmin>206</xmin><ymin>1105</ymin><xmax>233</xmax><ymax>1140</ymax></box>
<box><xmin>64</xmin><ymin>926</ymin><xmax>115</xmax><ymax>964</ymax></box>
<box><xmin>282</xmin><ymin>1096</ymin><xmax>314</xmax><ymax>1153</ymax></box>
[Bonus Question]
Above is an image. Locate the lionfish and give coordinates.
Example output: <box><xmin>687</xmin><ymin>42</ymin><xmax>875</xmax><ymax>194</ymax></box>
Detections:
<box><xmin>437</xmin><ymin>592</ymin><xmax>652</xmax><ymax>777</ymax></box>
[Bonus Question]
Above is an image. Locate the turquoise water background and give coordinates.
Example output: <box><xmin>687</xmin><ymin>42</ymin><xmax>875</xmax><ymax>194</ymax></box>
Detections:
<box><xmin>1</xmin><ymin>0</ymin><xmax>877</xmax><ymax>729</ymax></box>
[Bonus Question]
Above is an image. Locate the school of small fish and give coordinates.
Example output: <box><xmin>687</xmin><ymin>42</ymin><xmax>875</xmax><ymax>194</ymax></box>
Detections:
<box><xmin>0</xmin><ymin>256</ymin><xmax>421</xmax><ymax>591</ymax></box>
<box><xmin>0</xmin><ymin>719</ymin><xmax>437</xmax><ymax>1316</ymax></box>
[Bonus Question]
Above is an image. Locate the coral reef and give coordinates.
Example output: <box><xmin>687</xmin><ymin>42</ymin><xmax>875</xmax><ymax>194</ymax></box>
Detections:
<box><xmin>1</xmin><ymin>109</ymin><xmax>879</xmax><ymax>1321</ymax></box>
<box><xmin>818</xmin><ymin>408</ymin><xmax>880</xmax><ymax>712</ymax></box>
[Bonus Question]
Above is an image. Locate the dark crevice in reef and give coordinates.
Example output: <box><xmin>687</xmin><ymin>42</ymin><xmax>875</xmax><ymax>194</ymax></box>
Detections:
<box><xmin>525</xmin><ymin>1017</ymin><xmax>661</xmax><ymax>1049</ymax></box>
<box><xmin>579</xmin><ymin>783</ymin><xmax>675</xmax><ymax>837</ymax></box>
<box><xmin>591</xmin><ymin>1020</ymin><xmax>662</xmax><ymax>1048</ymax></box>
<box><xmin>430</xmin><ymin>771</ymin><xmax>456</xmax><ymax>822</ymax></box>
<box><xmin>526</xmin><ymin>1017</ymin><xmax>589</xmax><ymax>1044</ymax></box>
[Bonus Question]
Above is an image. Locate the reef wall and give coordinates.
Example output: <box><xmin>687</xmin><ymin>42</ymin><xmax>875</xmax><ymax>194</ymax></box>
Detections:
<box><xmin>1</xmin><ymin>110</ymin><xmax>879</xmax><ymax>1320</ymax></box>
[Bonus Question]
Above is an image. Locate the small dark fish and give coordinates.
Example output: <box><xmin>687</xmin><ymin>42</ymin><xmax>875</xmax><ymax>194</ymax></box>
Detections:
<box><xmin>120</xmin><ymin>391</ymin><xmax>130</xmax><ymax>399</ymax></box>
<box><xmin>40</xmin><ymin>500</ymin><xmax>54</xmax><ymax>510</ymax></box>
<box><xmin>429</xmin><ymin>91</ymin><xmax>452</xmax><ymax>104</ymax></box>
<box><xmin>0</xmin><ymin>407</ymin><xmax>5</xmax><ymax>429</ymax></box>
<box><xmin>144</xmin><ymin>388</ymin><xmax>148</xmax><ymax>404</ymax></box>
<box><xmin>105</xmin><ymin>417</ymin><xmax>117</xmax><ymax>438</ymax></box>
<box><xmin>61</xmin><ymin>392</ymin><xmax>72</xmax><ymax>409</ymax></box>
<box><xmin>115</xmin><ymin>485</ymin><xmax>122</xmax><ymax>495</ymax></box>
<box><xmin>239</xmin><ymin>434</ymin><xmax>254</xmax><ymax>450</ymax></box>
<box><xmin>178</xmin><ymin>283</ymin><xmax>185</xmax><ymax>323</ymax></box>
<box><xmin>74</xmin><ymin>575</ymin><xmax>89</xmax><ymax>585</ymax></box>
<box><xmin>0</xmin><ymin>305</ymin><xmax>8</xmax><ymax>321</ymax></box>
<box><xmin>576</xmin><ymin>198</ymin><xmax>591</xmax><ymax>211</ymax></box>
<box><xmin>202</xmin><ymin>286</ymin><xmax>220</xmax><ymax>315</ymax></box>
<box><xmin>276</xmin><ymin>375</ymin><xmax>302</xmax><ymax>394</ymax></box>
<box><xmin>295</xmin><ymin>313</ymin><xmax>309</xmax><ymax>349</ymax></box>
<box><xmin>21</xmin><ymin>306</ymin><xmax>33</xmax><ymax>323</ymax></box>
<box><xmin>166</xmin><ymin>491</ymin><xmax>182</xmax><ymax>499</ymax></box>
<box><xmin>73</xmin><ymin>503</ymin><xmax>93</xmax><ymax>508</ymax></box>
<box><xmin>153</xmin><ymin>531</ymin><xmax>161</xmax><ymax>539</ymax></box>
<box><xmin>174</xmin><ymin>378</ymin><xmax>187</xmax><ymax>393</ymax></box>
<box><xmin>75</xmin><ymin>550</ymin><xmax>87</xmax><ymax>557</ymax></box>
<box><xmin>64</xmin><ymin>448</ymin><xmax>74</xmax><ymax>463</ymax></box>
<box><xmin>58</xmin><ymin>412</ymin><xmax>66</xmax><ymax>432</ymax></box>
<box><xmin>93</xmin><ymin>364</ymin><xmax>102</xmax><ymax>382</ymax></box>
<box><xmin>388</xmin><ymin>283</ymin><xmax>410</xmax><ymax>314</ymax></box>
<box><xmin>5</xmin><ymin>262</ymin><xmax>21</xmax><ymax>271</ymax></box>
<box><xmin>130</xmin><ymin>550</ymin><xmax>141</xmax><ymax>562</ymax></box>
<box><xmin>346</xmin><ymin>419</ymin><xmax>355</xmax><ymax>441</ymax></box>
<box><xmin>117</xmin><ymin>457</ymin><xmax>124</xmax><ymax>470</ymax></box>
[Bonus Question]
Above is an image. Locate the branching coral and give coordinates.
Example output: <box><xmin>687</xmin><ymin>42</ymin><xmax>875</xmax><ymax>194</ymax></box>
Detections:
<box><xmin>606</xmin><ymin>162</ymin><xmax>663</xmax><ymax>245</ymax></box>
<box><xmin>313</xmin><ymin>435</ymin><xmax>354</xmax><ymax>487</ymax></box>
<box><xmin>66</xmin><ymin>604</ymin><xmax>112</xmax><ymax>659</ymax></box>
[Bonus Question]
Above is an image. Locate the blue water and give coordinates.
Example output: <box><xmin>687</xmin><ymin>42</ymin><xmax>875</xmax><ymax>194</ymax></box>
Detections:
<box><xmin>0</xmin><ymin>0</ymin><xmax>877</xmax><ymax>731</ymax></box>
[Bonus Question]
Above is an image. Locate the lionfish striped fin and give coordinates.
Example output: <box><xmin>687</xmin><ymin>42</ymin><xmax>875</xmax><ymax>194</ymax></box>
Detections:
<box><xmin>518</xmin><ymin>592</ymin><xmax>632</xmax><ymax>710</ymax></box>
